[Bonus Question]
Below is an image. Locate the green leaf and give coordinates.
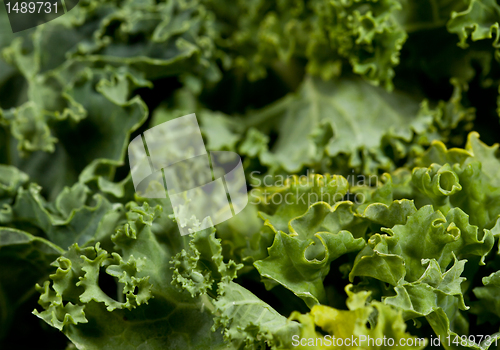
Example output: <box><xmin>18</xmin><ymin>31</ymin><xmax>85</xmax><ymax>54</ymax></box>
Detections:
<box><xmin>34</xmin><ymin>202</ymin><xmax>231</xmax><ymax>349</ymax></box>
<box><xmin>411</xmin><ymin>163</ymin><xmax>463</xmax><ymax>211</ymax></box>
<box><xmin>256</xmin><ymin>174</ymin><xmax>350</xmax><ymax>234</ymax></box>
<box><xmin>245</xmin><ymin>76</ymin><xmax>436</xmax><ymax>173</ymax></box>
<box><xmin>414</xmin><ymin>132</ymin><xmax>500</xmax><ymax>230</ymax></box>
<box><xmin>0</xmin><ymin>228</ymin><xmax>64</xmax><ymax>340</ymax></box>
<box><xmin>171</xmin><ymin>222</ymin><xmax>243</xmax><ymax>298</ymax></box>
<box><xmin>384</xmin><ymin>257</ymin><xmax>467</xmax><ymax>319</ymax></box>
<box><xmin>447</xmin><ymin>0</ymin><xmax>500</xmax><ymax>54</ymax></box>
<box><xmin>0</xmin><ymin>165</ymin><xmax>29</xmax><ymax>205</ymax></box>
<box><xmin>425</xmin><ymin>308</ymin><xmax>500</xmax><ymax>350</ymax></box>
<box><xmin>7</xmin><ymin>182</ymin><xmax>124</xmax><ymax>249</ymax></box>
<box><xmin>289</xmin><ymin>284</ymin><xmax>427</xmax><ymax>349</ymax></box>
<box><xmin>170</xmin><ymin>208</ymin><xmax>301</xmax><ymax>350</ymax></box>
<box><xmin>213</xmin><ymin>281</ymin><xmax>301</xmax><ymax>350</ymax></box>
<box><xmin>472</xmin><ymin>271</ymin><xmax>500</xmax><ymax>323</ymax></box>
<box><xmin>350</xmin><ymin>205</ymin><xmax>494</xmax><ymax>285</ymax></box>
<box><xmin>255</xmin><ymin>201</ymin><xmax>365</xmax><ymax>307</ymax></box>
<box><xmin>359</xmin><ymin>198</ymin><xmax>418</xmax><ymax>228</ymax></box>
<box><xmin>207</xmin><ymin>0</ymin><xmax>406</xmax><ymax>87</ymax></box>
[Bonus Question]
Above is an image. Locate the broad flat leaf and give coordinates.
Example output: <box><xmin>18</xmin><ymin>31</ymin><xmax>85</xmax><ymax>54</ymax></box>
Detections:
<box><xmin>245</xmin><ymin>76</ymin><xmax>433</xmax><ymax>173</ymax></box>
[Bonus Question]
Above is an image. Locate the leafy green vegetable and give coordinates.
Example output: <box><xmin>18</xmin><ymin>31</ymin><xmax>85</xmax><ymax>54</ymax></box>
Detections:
<box><xmin>289</xmin><ymin>284</ymin><xmax>427</xmax><ymax>350</ymax></box>
<box><xmin>2</xmin><ymin>0</ymin><xmax>500</xmax><ymax>348</ymax></box>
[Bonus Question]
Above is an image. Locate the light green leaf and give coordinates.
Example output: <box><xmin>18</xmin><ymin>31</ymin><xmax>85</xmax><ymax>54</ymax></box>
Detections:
<box><xmin>289</xmin><ymin>284</ymin><xmax>427</xmax><ymax>349</ymax></box>
<box><xmin>255</xmin><ymin>201</ymin><xmax>365</xmax><ymax>307</ymax></box>
<box><xmin>350</xmin><ymin>205</ymin><xmax>493</xmax><ymax>284</ymax></box>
